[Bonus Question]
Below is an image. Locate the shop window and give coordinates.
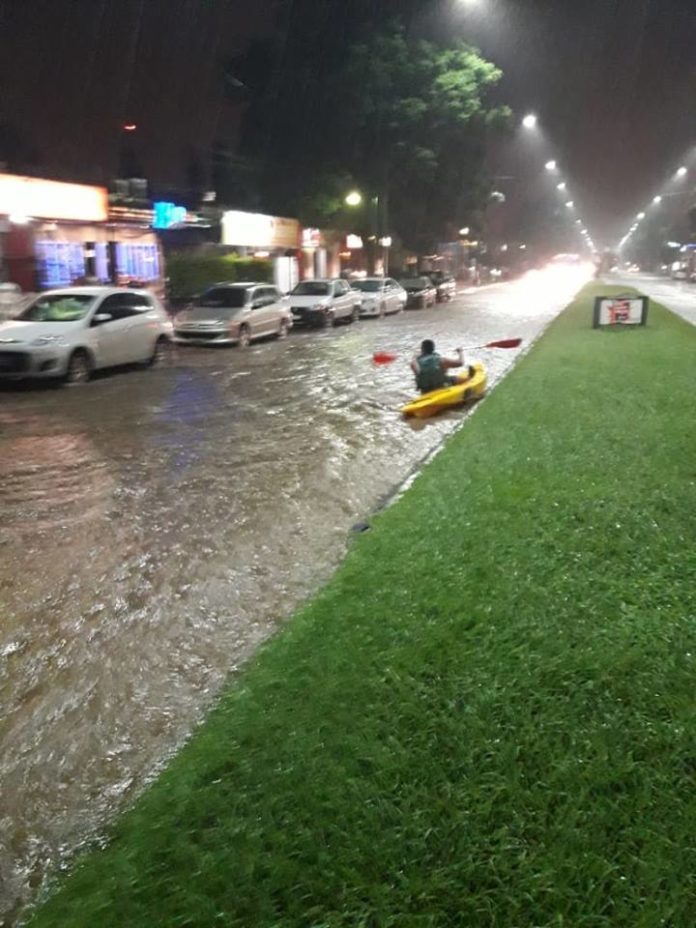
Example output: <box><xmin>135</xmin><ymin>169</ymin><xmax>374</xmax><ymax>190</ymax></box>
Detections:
<box><xmin>36</xmin><ymin>241</ymin><xmax>86</xmax><ymax>288</ymax></box>
<box><xmin>114</xmin><ymin>243</ymin><xmax>160</xmax><ymax>282</ymax></box>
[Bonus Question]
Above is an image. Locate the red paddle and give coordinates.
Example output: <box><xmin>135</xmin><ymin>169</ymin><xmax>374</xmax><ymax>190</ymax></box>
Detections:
<box><xmin>372</xmin><ymin>338</ymin><xmax>522</xmax><ymax>365</ymax></box>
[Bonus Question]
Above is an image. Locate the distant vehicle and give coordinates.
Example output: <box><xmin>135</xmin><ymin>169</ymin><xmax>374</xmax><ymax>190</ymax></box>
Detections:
<box><xmin>671</xmin><ymin>261</ymin><xmax>688</xmax><ymax>280</ymax></box>
<box><xmin>398</xmin><ymin>276</ymin><xmax>437</xmax><ymax>309</ymax></box>
<box><xmin>427</xmin><ymin>272</ymin><xmax>457</xmax><ymax>302</ymax></box>
<box><xmin>288</xmin><ymin>279</ymin><xmax>360</xmax><ymax>327</ymax></box>
<box><xmin>0</xmin><ymin>287</ymin><xmax>172</xmax><ymax>383</ymax></box>
<box><xmin>173</xmin><ymin>283</ymin><xmax>292</xmax><ymax>347</ymax></box>
<box><xmin>352</xmin><ymin>277</ymin><xmax>406</xmax><ymax>317</ymax></box>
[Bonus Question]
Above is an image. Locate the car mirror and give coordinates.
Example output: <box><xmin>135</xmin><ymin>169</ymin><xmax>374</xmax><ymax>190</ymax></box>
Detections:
<box><xmin>93</xmin><ymin>313</ymin><xmax>112</xmax><ymax>325</ymax></box>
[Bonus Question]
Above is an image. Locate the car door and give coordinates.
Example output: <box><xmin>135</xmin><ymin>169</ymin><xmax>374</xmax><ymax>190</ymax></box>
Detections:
<box><xmin>260</xmin><ymin>286</ymin><xmax>283</xmax><ymax>333</ymax></box>
<box><xmin>89</xmin><ymin>294</ymin><xmax>133</xmax><ymax>367</ymax></box>
<box><xmin>121</xmin><ymin>292</ymin><xmax>157</xmax><ymax>362</ymax></box>
<box><xmin>334</xmin><ymin>280</ymin><xmax>353</xmax><ymax>318</ymax></box>
<box><xmin>249</xmin><ymin>287</ymin><xmax>273</xmax><ymax>337</ymax></box>
<box><xmin>385</xmin><ymin>279</ymin><xmax>399</xmax><ymax>313</ymax></box>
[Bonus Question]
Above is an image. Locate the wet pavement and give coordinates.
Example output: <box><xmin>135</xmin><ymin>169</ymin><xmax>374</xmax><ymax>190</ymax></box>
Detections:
<box><xmin>0</xmin><ymin>267</ymin><xmax>589</xmax><ymax>924</ymax></box>
<box><xmin>614</xmin><ymin>273</ymin><xmax>696</xmax><ymax>327</ymax></box>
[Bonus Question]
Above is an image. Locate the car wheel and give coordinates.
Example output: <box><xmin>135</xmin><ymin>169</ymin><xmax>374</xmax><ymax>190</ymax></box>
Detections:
<box><xmin>278</xmin><ymin>318</ymin><xmax>289</xmax><ymax>339</ymax></box>
<box><xmin>238</xmin><ymin>325</ymin><xmax>251</xmax><ymax>348</ymax></box>
<box><xmin>148</xmin><ymin>336</ymin><xmax>168</xmax><ymax>367</ymax></box>
<box><xmin>64</xmin><ymin>349</ymin><xmax>92</xmax><ymax>385</ymax></box>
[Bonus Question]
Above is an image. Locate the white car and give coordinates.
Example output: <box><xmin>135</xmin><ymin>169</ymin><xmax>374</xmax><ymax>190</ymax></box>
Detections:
<box><xmin>0</xmin><ymin>287</ymin><xmax>172</xmax><ymax>384</ymax></box>
<box><xmin>173</xmin><ymin>283</ymin><xmax>293</xmax><ymax>347</ymax></box>
<box><xmin>352</xmin><ymin>277</ymin><xmax>406</xmax><ymax>317</ymax></box>
<box><xmin>288</xmin><ymin>279</ymin><xmax>361</xmax><ymax>327</ymax></box>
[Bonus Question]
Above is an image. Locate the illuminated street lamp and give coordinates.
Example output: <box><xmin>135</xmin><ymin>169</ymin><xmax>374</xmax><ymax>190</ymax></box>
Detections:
<box><xmin>459</xmin><ymin>226</ymin><xmax>470</xmax><ymax>236</ymax></box>
<box><xmin>545</xmin><ymin>160</ymin><xmax>557</xmax><ymax>171</ymax></box>
<box><xmin>556</xmin><ymin>182</ymin><xmax>567</xmax><ymax>191</ymax></box>
<box><xmin>636</xmin><ymin>212</ymin><xmax>645</xmax><ymax>220</ymax></box>
<box><xmin>345</xmin><ymin>191</ymin><xmax>363</xmax><ymax>207</ymax></box>
<box><xmin>653</xmin><ymin>195</ymin><xmax>662</xmax><ymax>204</ymax></box>
<box><xmin>676</xmin><ymin>166</ymin><xmax>688</xmax><ymax>177</ymax></box>
<box><xmin>565</xmin><ymin>201</ymin><xmax>574</xmax><ymax>209</ymax></box>
<box><xmin>522</xmin><ymin>113</ymin><xmax>538</xmax><ymax>129</ymax></box>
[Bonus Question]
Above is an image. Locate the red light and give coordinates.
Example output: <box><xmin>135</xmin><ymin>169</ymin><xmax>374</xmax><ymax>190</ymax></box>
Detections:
<box><xmin>123</xmin><ymin>123</ymin><xmax>137</xmax><ymax>132</ymax></box>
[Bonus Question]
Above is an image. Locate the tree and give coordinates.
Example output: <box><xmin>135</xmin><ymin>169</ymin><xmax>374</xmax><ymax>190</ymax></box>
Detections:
<box><xmin>336</xmin><ymin>29</ymin><xmax>509</xmax><ymax>252</ymax></box>
<box><xmin>234</xmin><ymin>21</ymin><xmax>509</xmax><ymax>254</ymax></box>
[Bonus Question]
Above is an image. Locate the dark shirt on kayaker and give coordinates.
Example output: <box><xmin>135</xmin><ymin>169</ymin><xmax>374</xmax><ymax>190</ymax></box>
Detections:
<box><xmin>414</xmin><ymin>352</ymin><xmax>447</xmax><ymax>393</ymax></box>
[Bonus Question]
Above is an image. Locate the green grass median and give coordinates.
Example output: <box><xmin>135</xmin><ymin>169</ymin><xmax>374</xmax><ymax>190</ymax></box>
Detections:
<box><xmin>30</xmin><ymin>283</ymin><xmax>696</xmax><ymax>927</ymax></box>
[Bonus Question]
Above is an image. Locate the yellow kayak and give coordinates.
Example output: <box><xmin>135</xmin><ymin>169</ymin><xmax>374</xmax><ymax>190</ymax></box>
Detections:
<box><xmin>401</xmin><ymin>362</ymin><xmax>487</xmax><ymax>418</ymax></box>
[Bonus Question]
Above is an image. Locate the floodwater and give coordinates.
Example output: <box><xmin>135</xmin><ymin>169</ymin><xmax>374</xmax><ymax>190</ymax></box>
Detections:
<box><xmin>616</xmin><ymin>272</ymin><xmax>696</xmax><ymax>328</ymax></box>
<box><xmin>0</xmin><ymin>268</ymin><xmax>587</xmax><ymax>924</ymax></box>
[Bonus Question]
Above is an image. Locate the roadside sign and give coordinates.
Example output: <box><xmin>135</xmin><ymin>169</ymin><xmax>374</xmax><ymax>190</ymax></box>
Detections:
<box><xmin>593</xmin><ymin>295</ymin><xmax>649</xmax><ymax>328</ymax></box>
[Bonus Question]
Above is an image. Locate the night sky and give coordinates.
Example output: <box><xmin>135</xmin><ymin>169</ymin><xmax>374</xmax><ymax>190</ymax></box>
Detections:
<box><xmin>1</xmin><ymin>0</ymin><xmax>695</xmax><ymax>247</ymax></box>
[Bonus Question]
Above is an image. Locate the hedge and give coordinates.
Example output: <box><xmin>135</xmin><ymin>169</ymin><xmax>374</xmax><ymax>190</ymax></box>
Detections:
<box><xmin>166</xmin><ymin>254</ymin><xmax>273</xmax><ymax>302</ymax></box>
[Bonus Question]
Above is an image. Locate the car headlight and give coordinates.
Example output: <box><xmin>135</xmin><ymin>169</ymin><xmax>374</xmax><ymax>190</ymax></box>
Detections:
<box><xmin>31</xmin><ymin>335</ymin><xmax>67</xmax><ymax>347</ymax></box>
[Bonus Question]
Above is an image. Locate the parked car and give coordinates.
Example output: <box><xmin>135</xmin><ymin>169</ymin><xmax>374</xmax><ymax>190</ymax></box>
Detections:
<box><xmin>173</xmin><ymin>283</ymin><xmax>292</xmax><ymax>347</ymax></box>
<box><xmin>398</xmin><ymin>276</ymin><xmax>437</xmax><ymax>309</ymax></box>
<box><xmin>288</xmin><ymin>279</ymin><xmax>360</xmax><ymax>327</ymax></box>
<box><xmin>0</xmin><ymin>282</ymin><xmax>28</xmax><ymax>321</ymax></box>
<box><xmin>0</xmin><ymin>287</ymin><xmax>172</xmax><ymax>384</ymax></box>
<box><xmin>352</xmin><ymin>277</ymin><xmax>406</xmax><ymax>317</ymax></box>
<box><xmin>428</xmin><ymin>272</ymin><xmax>457</xmax><ymax>302</ymax></box>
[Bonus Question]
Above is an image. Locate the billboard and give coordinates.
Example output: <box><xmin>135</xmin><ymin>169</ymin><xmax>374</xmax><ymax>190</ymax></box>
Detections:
<box><xmin>593</xmin><ymin>295</ymin><xmax>649</xmax><ymax>327</ymax></box>
<box><xmin>221</xmin><ymin>210</ymin><xmax>300</xmax><ymax>250</ymax></box>
<box><xmin>0</xmin><ymin>173</ymin><xmax>108</xmax><ymax>222</ymax></box>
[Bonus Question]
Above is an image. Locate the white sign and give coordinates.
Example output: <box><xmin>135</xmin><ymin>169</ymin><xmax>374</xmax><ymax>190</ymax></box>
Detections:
<box><xmin>222</xmin><ymin>210</ymin><xmax>299</xmax><ymax>249</ymax></box>
<box><xmin>594</xmin><ymin>296</ymin><xmax>648</xmax><ymax>327</ymax></box>
<box><xmin>0</xmin><ymin>173</ymin><xmax>108</xmax><ymax>222</ymax></box>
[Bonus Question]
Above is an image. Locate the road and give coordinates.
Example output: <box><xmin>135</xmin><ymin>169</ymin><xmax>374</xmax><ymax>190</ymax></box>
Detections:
<box><xmin>615</xmin><ymin>272</ymin><xmax>696</xmax><ymax>327</ymax></box>
<box><xmin>0</xmin><ymin>268</ymin><xmax>588</xmax><ymax>924</ymax></box>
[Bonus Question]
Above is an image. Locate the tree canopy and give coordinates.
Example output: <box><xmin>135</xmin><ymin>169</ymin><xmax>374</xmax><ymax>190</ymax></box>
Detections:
<box><xmin>230</xmin><ymin>21</ymin><xmax>510</xmax><ymax>252</ymax></box>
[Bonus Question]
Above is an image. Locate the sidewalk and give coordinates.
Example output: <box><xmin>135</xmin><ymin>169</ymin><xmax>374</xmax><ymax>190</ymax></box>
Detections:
<box><xmin>29</xmin><ymin>283</ymin><xmax>696</xmax><ymax>928</ymax></box>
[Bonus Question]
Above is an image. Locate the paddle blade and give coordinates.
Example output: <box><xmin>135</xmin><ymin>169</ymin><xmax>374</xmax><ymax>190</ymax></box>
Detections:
<box><xmin>373</xmin><ymin>351</ymin><xmax>399</xmax><ymax>365</ymax></box>
<box><xmin>484</xmin><ymin>338</ymin><xmax>522</xmax><ymax>349</ymax></box>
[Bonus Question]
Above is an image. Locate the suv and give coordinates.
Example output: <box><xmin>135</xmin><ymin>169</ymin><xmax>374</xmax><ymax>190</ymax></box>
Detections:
<box><xmin>288</xmin><ymin>279</ymin><xmax>361</xmax><ymax>327</ymax></box>
<box><xmin>173</xmin><ymin>283</ymin><xmax>292</xmax><ymax>347</ymax></box>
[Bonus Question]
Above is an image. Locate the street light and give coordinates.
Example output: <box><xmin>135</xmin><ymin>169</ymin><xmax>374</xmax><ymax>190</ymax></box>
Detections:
<box><xmin>653</xmin><ymin>195</ymin><xmax>662</xmax><ymax>204</ymax></box>
<box><xmin>565</xmin><ymin>201</ymin><xmax>574</xmax><ymax>208</ymax></box>
<box><xmin>522</xmin><ymin>113</ymin><xmax>538</xmax><ymax>129</ymax></box>
<box><xmin>556</xmin><ymin>182</ymin><xmax>566</xmax><ymax>191</ymax></box>
<box><xmin>637</xmin><ymin>212</ymin><xmax>645</xmax><ymax>219</ymax></box>
<box><xmin>676</xmin><ymin>166</ymin><xmax>688</xmax><ymax>177</ymax></box>
<box><xmin>345</xmin><ymin>191</ymin><xmax>362</xmax><ymax>207</ymax></box>
<box><xmin>545</xmin><ymin>160</ymin><xmax>557</xmax><ymax>171</ymax></box>
<box><xmin>459</xmin><ymin>226</ymin><xmax>470</xmax><ymax>236</ymax></box>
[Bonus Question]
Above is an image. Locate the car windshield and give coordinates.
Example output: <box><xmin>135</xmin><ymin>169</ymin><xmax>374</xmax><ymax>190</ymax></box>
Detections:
<box><xmin>195</xmin><ymin>287</ymin><xmax>248</xmax><ymax>309</ymax></box>
<box><xmin>353</xmin><ymin>280</ymin><xmax>384</xmax><ymax>292</ymax></box>
<box><xmin>18</xmin><ymin>294</ymin><xmax>96</xmax><ymax>322</ymax></box>
<box><xmin>400</xmin><ymin>278</ymin><xmax>430</xmax><ymax>290</ymax></box>
<box><xmin>291</xmin><ymin>281</ymin><xmax>330</xmax><ymax>296</ymax></box>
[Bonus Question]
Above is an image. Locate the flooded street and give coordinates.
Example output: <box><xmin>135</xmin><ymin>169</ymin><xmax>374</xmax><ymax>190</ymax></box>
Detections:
<box><xmin>0</xmin><ymin>270</ymin><xmax>583</xmax><ymax>924</ymax></box>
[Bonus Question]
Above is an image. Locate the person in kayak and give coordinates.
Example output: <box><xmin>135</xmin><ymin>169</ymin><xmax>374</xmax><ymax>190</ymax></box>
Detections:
<box><xmin>411</xmin><ymin>339</ymin><xmax>469</xmax><ymax>394</ymax></box>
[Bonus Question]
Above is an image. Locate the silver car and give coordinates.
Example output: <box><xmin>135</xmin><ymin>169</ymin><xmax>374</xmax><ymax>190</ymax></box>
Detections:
<box><xmin>353</xmin><ymin>277</ymin><xmax>406</xmax><ymax>317</ymax></box>
<box><xmin>173</xmin><ymin>283</ymin><xmax>293</xmax><ymax>347</ymax></box>
<box><xmin>0</xmin><ymin>287</ymin><xmax>172</xmax><ymax>383</ymax></box>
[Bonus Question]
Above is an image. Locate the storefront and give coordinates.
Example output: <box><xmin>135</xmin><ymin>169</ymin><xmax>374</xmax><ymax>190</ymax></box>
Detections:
<box><xmin>0</xmin><ymin>172</ymin><xmax>163</xmax><ymax>293</ymax></box>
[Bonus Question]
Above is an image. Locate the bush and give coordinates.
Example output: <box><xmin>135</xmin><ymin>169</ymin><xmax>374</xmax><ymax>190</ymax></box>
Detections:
<box><xmin>166</xmin><ymin>254</ymin><xmax>273</xmax><ymax>302</ymax></box>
